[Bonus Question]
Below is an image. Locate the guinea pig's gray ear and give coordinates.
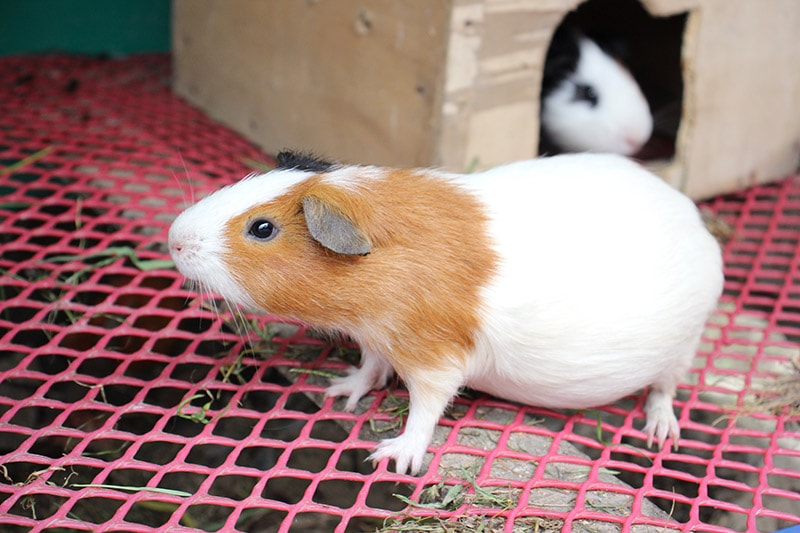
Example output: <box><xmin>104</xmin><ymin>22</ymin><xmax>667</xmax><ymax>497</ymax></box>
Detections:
<box><xmin>301</xmin><ymin>196</ymin><xmax>372</xmax><ymax>255</ymax></box>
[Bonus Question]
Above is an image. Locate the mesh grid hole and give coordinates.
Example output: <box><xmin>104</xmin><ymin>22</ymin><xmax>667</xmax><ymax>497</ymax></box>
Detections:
<box><xmin>208</xmin><ymin>474</ymin><xmax>260</xmax><ymax>501</ymax></box>
<box><xmin>5</xmin><ymin>492</ymin><xmax>69</xmax><ymax>521</ymax></box>
<box><xmin>0</xmin><ymin>350</ymin><xmax>25</xmax><ymax>370</ymax></box>
<box><xmin>235</xmin><ymin>508</ymin><xmax>289</xmax><ymax>531</ymax></box>
<box><xmin>211</xmin><ymin>416</ymin><xmax>259</xmax><ymax>440</ymax></box>
<box><xmin>75</xmin><ymin>355</ymin><xmax>122</xmax><ymax>377</ymax></box>
<box><xmin>100</xmin><ymin>384</ymin><xmax>139</xmax><ymax>407</ymax></box>
<box><xmin>11</xmin><ymin>329</ymin><xmax>52</xmax><ymax>348</ymax></box>
<box><xmin>158</xmin><ymin>470</ymin><xmax>206</xmax><ymax>495</ymax></box>
<box><xmin>131</xmin><ymin>314</ymin><xmax>173</xmax><ymax>331</ymax></box>
<box><xmin>63</xmin><ymin>409</ymin><xmax>113</xmax><ymax>431</ymax></box>
<box><xmin>114</xmin><ymin>292</ymin><xmax>153</xmax><ymax>309</ymax></box>
<box><xmin>334</xmin><ymin>448</ymin><xmax>374</xmax><ymax>474</ymax></box>
<box><xmin>58</xmin><ymin>332</ymin><xmax>105</xmax><ymax>352</ymax></box>
<box><xmin>129</xmin><ymin>361</ymin><xmax>170</xmax><ymax>382</ymax></box>
<box><xmin>263</xmin><ymin>476</ymin><xmax>311</xmax><ymax>505</ymax></box>
<box><xmin>287</xmin><ymin>447</ymin><xmax>335</xmax><ymax>474</ymax></box>
<box><xmin>66</xmin><ymin>496</ymin><xmax>126</xmax><ymax>525</ymax></box>
<box><xmin>1</xmin><ymin>378</ymin><xmax>46</xmax><ymax>400</ymax></box>
<box><xmin>312</xmin><ymin>478</ymin><xmax>363</xmax><ymax>509</ymax></box>
<box><xmin>29</xmin><ymin>435</ymin><xmax>80</xmax><ymax>459</ymax></box>
<box><xmin>288</xmin><ymin>511</ymin><xmax>340</xmax><ymax>533</ymax></box>
<box><xmin>139</xmin><ymin>275</ymin><xmax>173</xmax><ymax>290</ymax></box>
<box><xmin>123</xmin><ymin>500</ymin><xmax>177</xmax><ymax>528</ymax></box>
<box><xmin>144</xmin><ymin>387</ymin><xmax>194</xmax><ymax>408</ymax></box>
<box><xmin>260</xmin><ymin>418</ymin><xmax>306</xmax><ymax>442</ymax></box>
<box><xmin>116</xmin><ymin>412</ymin><xmax>160</xmax><ymax>436</ymax></box>
<box><xmin>105</xmin><ymin>334</ymin><xmax>148</xmax><ymax>354</ymax></box>
<box><xmin>134</xmin><ymin>441</ymin><xmax>184</xmax><ymax>466</ymax></box>
<box><xmin>152</xmin><ymin>336</ymin><xmax>191</xmax><ymax>356</ymax></box>
<box><xmin>163</xmin><ymin>416</ymin><xmax>205</xmax><ymax>438</ymax></box>
<box><xmin>2</xmin><ymin>306</ymin><xmax>39</xmax><ymax>323</ymax></box>
<box><xmin>42</xmin><ymin>380</ymin><xmax>88</xmax><ymax>403</ymax></box>
<box><xmin>185</xmin><ymin>444</ymin><xmax>235</xmax><ymax>469</ymax></box>
<box><xmin>236</xmin><ymin>446</ymin><xmax>283</xmax><ymax>471</ymax></box>
<box><xmin>82</xmin><ymin>438</ymin><xmax>130</xmax><ymax>463</ymax></box>
<box><xmin>364</xmin><ymin>481</ymin><xmax>413</xmax><ymax>511</ymax></box>
<box><xmin>28</xmin><ymin>353</ymin><xmax>73</xmax><ymax>375</ymax></box>
<box><xmin>0</xmin><ymin>430</ymin><xmax>28</xmax><ymax>453</ymax></box>
<box><xmin>74</xmin><ymin>290</ymin><xmax>111</xmax><ymax>305</ymax></box>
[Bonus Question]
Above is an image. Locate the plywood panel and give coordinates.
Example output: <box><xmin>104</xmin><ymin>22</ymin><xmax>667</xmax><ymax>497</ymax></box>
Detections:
<box><xmin>678</xmin><ymin>0</ymin><xmax>800</xmax><ymax>198</ymax></box>
<box><xmin>173</xmin><ymin>0</ymin><xmax>451</xmax><ymax>167</ymax></box>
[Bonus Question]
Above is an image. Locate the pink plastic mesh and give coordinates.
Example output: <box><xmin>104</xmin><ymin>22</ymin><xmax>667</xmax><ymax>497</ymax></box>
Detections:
<box><xmin>1</xmin><ymin>55</ymin><xmax>798</xmax><ymax>533</ymax></box>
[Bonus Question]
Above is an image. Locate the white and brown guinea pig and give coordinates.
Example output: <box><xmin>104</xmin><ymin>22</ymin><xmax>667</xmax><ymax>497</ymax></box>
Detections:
<box><xmin>168</xmin><ymin>150</ymin><xmax>723</xmax><ymax>475</ymax></box>
<box><xmin>540</xmin><ymin>25</ymin><xmax>653</xmax><ymax>156</ymax></box>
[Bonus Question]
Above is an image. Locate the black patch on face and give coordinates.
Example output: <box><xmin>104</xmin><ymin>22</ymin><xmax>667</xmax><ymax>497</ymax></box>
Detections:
<box><xmin>275</xmin><ymin>150</ymin><xmax>336</xmax><ymax>173</ymax></box>
<box><xmin>541</xmin><ymin>25</ymin><xmax>581</xmax><ymax>97</ymax></box>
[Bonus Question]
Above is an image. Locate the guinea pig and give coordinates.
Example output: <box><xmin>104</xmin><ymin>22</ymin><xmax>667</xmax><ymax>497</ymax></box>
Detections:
<box><xmin>540</xmin><ymin>25</ymin><xmax>653</xmax><ymax>156</ymax></box>
<box><xmin>168</xmin><ymin>150</ymin><xmax>723</xmax><ymax>475</ymax></box>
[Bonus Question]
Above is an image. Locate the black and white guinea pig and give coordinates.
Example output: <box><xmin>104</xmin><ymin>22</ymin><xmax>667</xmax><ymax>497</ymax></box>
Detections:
<box><xmin>168</xmin><ymin>150</ymin><xmax>723</xmax><ymax>475</ymax></box>
<box><xmin>540</xmin><ymin>25</ymin><xmax>653</xmax><ymax>156</ymax></box>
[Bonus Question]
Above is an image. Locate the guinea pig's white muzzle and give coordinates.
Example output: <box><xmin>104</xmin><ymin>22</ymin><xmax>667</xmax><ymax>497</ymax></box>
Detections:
<box><xmin>167</xmin><ymin>222</ymin><xmax>205</xmax><ymax>282</ymax></box>
<box><xmin>167</xmin><ymin>213</ymin><xmax>256</xmax><ymax>308</ymax></box>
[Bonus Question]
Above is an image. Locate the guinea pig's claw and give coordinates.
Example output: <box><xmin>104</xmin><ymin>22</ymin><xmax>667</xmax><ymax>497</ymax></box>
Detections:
<box><xmin>643</xmin><ymin>411</ymin><xmax>680</xmax><ymax>451</ymax></box>
<box><xmin>643</xmin><ymin>388</ymin><xmax>681</xmax><ymax>451</ymax></box>
<box><xmin>368</xmin><ymin>436</ymin><xmax>425</xmax><ymax>475</ymax></box>
<box><xmin>325</xmin><ymin>373</ymin><xmax>370</xmax><ymax>412</ymax></box>
<box><xmin>325</xmin><ymin>358</ymin><xmax>394</xmax><ymax>412</ymax></box>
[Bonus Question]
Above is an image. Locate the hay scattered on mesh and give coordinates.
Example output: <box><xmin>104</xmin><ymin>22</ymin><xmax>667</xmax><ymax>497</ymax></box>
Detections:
<box><xmin>747</xmin><ymin>357</ymin><xmax>800</xmax><ymax>417</ymax></box>
<box><xmin>701</xmin><ymin>209</ymin><xmax>735</xmax><ymax>245</ymax></box>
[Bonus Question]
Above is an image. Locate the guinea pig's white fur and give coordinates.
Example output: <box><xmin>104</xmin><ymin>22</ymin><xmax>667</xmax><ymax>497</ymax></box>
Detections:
<box><xmin>541</xmin><ymin>36</ymin><xmax>653</xmax><ymax>155</ymax></box>
<box><xmin>169</xmin><ymin>153</ymin><xmax>723</xmax><ymax>475</ymax></box>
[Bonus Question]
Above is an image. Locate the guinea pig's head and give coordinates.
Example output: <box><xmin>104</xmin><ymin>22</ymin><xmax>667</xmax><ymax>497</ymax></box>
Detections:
<box><xmin>540</xmin><ymin>31</ymin><xmax>653</xmax><ymax>156</ymax></box>
<box><xmin>168</xmin><ymin>154</ymin><xmax>375</xmax><ymax>320</ymax></box>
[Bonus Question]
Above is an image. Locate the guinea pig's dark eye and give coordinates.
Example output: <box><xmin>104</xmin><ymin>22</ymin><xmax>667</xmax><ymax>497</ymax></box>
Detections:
<box><xmin>573</xmin><ymin>83</ymin><xmax>599</xmax><ymax>107</ymax></box>
<box><xmin>248</xmin><ymin>219</ymin><xmax>278</xmax><ymax>241</ymax></box>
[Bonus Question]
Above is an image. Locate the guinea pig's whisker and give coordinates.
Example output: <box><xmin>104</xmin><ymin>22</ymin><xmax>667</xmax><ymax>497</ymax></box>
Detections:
<box><xmin>172</xmin><ymin>149</ymin><xmax>196</xmax><ymax>207</ymax></box>
<box><xmin>195</xmin><ymin>284</ymin><xmax>220</xmax><ymax>317</ymax></box>
<box><xmin>195</xmin><ymin>286</ymin><xmax>246</xmax><ymax>339</ymax></box>
<box><xmin>227</xmin><ymin>302</ymin><xmax>248</xmax><ymax>336</ymax></box>
<box><xmin>232</xmin><ymin>308</ymin><xmax>256</xmax><ymax>346</ymax></box>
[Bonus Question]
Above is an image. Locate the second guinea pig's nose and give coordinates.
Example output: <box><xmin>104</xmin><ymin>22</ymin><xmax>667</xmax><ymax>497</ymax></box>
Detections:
<box><xmin>624</xmin><ymin>134</ymin><xmax>646</xmax><ymax>155</ymax></box>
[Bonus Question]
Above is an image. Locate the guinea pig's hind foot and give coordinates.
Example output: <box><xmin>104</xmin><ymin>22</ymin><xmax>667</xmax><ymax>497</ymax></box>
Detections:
<box><xmin>325</xmin><ymin>349</ymin><xmax>393</xmax><ymax>412</ymax></box>
<box><xmin>643</xmin><ymin>387</ymin><xmax>680</xmax><ymax>451</ymax></box>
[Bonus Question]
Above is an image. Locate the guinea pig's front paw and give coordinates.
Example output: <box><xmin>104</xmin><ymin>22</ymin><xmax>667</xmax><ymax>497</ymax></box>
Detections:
<box><xmin>325</xmin><ymin>371</ymin><xmax>372</xmax><ymax>412</ymax></box>
<box><xmin>325</xmin><ymin>353</ymin><xmax>393</xmax><ymax>412</ymax></box>
<box><xmin>368</xmin><ymin>434</ymin><xmax>428</xmax><ymax>475</ymax></box>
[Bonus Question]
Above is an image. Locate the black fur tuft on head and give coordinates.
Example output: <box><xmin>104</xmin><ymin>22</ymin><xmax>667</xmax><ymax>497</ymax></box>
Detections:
<box><xmin>275</xmin><ymin>150</ymin><xmax>336</xmax><ymax>173</ymax></box>
<box><xmin>542</xmin><ymin>24</ymin><xmax>631</xmax><ymax>98</ymax></box>
<box><xmin>541</xmin><ymin>25</ymin><xmax>581</xmax><ymax>97</ymax></box>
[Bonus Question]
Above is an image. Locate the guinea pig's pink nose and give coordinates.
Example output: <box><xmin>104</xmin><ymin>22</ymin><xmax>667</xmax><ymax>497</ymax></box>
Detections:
<box><xmin>168</xmin><ymin>237</ymin><xmax>187</xmax><ymax>258</ymax></box>
<box><xmin>624</xmin><ymin>134</ymin><xmax>646</xmax><ymax>155</ymax></box>
<box><xmin>167</xmin><ymin>222</ymin><xmax>188</xmax><ymax>254</ymax></box>
<box><xmin>626</xmin><ymin>135</ymin><xmax>641</xmax><ymax>149</ymax></box>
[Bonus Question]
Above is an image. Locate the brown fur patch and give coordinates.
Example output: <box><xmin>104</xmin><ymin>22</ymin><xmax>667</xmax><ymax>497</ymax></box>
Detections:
<box><xmin>223</xmin><ymin>169</ymin><xmax>498</xmax><ymax>377</ymax></box>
